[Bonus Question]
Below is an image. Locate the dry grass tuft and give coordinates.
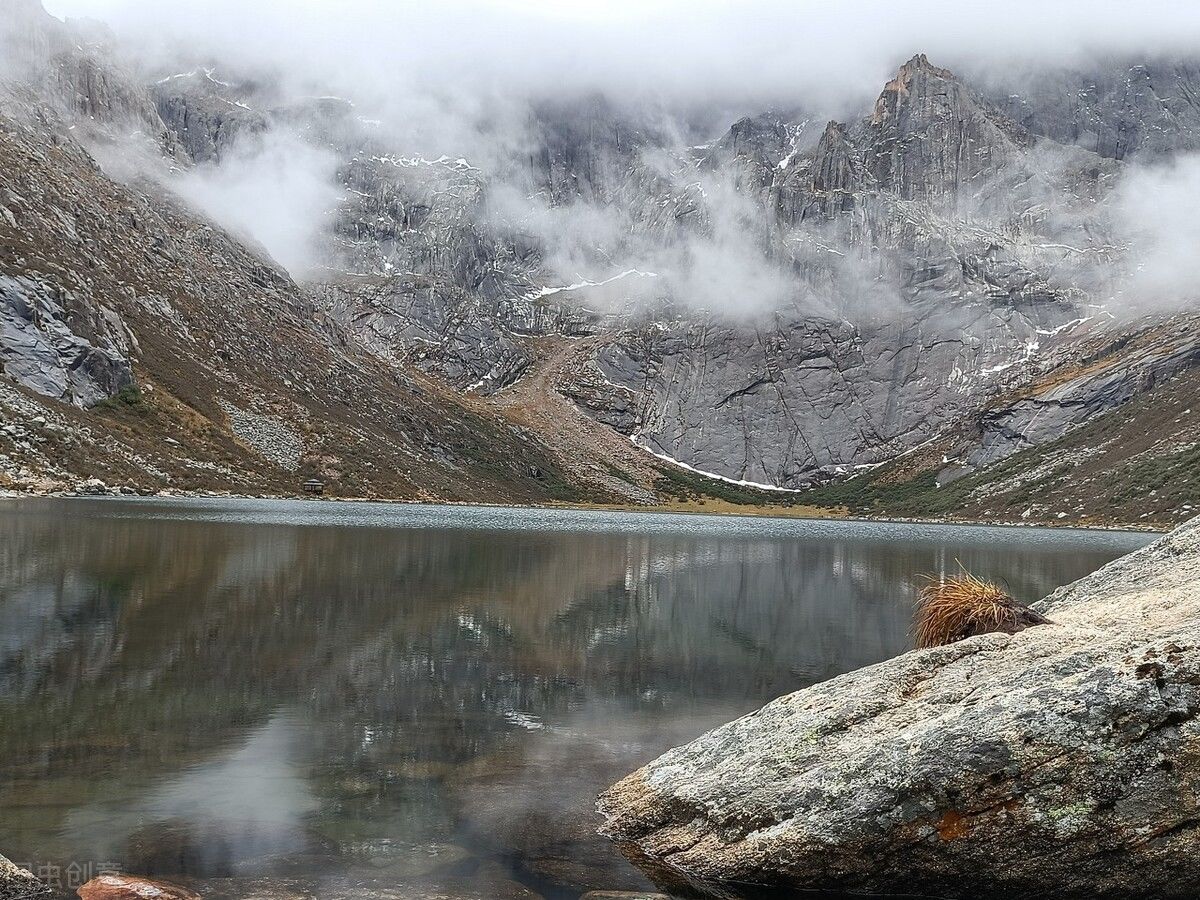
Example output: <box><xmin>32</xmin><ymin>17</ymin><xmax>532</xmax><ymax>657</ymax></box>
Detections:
<box><xmin>914</xmin><ymin>571</ymin><xmax>1053</xmax><ymax>649</ymax></box>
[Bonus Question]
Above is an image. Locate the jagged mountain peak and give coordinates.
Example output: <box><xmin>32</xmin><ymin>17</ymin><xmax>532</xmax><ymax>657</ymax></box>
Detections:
<box><xmin>890</xmin><ymin>53</ymin><xmax>956</xmax><ymax>85</ymax></box>
<box><xmin>855</xmin><ymin>52</ymin><xmax>1027</xmax><ymax>205</ymax></box>
<box><xmin>817</xmin><ymin>119</ymin><xmax>849</xmax><ymax>141</ymax></box>
<box><xmin>708</xmin><ymin>112</ymin><xmax>792</xmax><ymax>167</ymax></box>
<box><xmin>809</xmin><ymin>119</ymin><xmax>859</xmax><ymax>188</ymax></box>
<box><xmin>869</xmin><ymin>53</ymin><xmax>958</xmax><ymax>124</ymax></box>
<box><xmin>870</xmin><ymin>53</ymin><xmax>969</xmax><ymax>125</ymax></box>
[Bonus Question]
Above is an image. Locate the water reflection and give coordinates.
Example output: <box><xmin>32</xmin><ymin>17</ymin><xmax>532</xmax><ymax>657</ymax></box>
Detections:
<box><xmin>0</xmin><ymin>499</ymin><xmax>1151</xmax><ymax>899</ymax></box>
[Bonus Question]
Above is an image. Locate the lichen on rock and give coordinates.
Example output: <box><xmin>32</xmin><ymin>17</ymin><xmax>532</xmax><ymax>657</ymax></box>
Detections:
<box><xmin>0</xmin><ymin>853</ymin><xmax>48</xmax><ymax>899</ymax></box>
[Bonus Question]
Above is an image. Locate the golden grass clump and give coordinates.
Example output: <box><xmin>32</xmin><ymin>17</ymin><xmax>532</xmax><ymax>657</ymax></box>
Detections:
<box><xmin>914</xmin><ymin>571</ymin><xmax>1053</xmax><ymax>649</ymax></box>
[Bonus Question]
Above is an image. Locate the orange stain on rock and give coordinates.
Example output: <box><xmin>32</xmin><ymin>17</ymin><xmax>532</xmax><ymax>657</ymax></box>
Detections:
<box><xmin>937</xmin><ymin>810</ymin><xmax>972</xmax><ymax>841</ymax></box>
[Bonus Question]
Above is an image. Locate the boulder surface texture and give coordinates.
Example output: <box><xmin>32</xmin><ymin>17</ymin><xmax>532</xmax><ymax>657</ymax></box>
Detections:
<box><xmin>599</xmin><ymin>520</ymin><xmax>1200</xmax><ymax>899</ymax></box>
<box><xmin>0</xmin><ymin>854</ymin><xmax>47</xmax><ymax>899</ymax></box>
<box><xmin>76</xmin><ymin>875</ymin><xmax>200</xmax><ymax>900</ymax></box>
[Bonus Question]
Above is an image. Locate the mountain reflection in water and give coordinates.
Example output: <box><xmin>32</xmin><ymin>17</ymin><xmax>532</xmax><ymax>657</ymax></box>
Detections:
<box><xmin>0</xmin><ymin>499</ymin><xmax>1152</xmax><ymax>899</ymax></box>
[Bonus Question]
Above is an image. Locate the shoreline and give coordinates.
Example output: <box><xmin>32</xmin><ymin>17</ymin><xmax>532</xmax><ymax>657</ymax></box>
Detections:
<box><xmin>0</xmin><ymin>487</ymin><xmax>1169</xmax><ymax>534</ymax></box>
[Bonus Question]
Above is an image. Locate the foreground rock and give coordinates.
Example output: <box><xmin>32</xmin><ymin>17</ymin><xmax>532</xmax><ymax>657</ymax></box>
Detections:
<box><xmin>599</xmin><ymin>519</ymin><xmax>1200</xmax><ymax>899</ymax></box>
<box><xmin>77</xmin><ymin>875</ymin><xmax>199</xmax><ymax>900</ymax></box>
<box><xmin>0</xmin><ymin>854</ymin><xmax>47</xmax><ymax>899</ymax></box>
<box><xmin>178</xmin><ymin>876</ymin><xmax>542</xmax><ymax>899</ymax></box>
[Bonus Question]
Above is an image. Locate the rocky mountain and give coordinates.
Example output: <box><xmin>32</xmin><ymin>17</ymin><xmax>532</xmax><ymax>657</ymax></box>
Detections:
<box><xmin>987</xmin><ymin>59</ymin><xmax>1200</xmax><ymax>161</ymax></box>
<box><xmin>0</xmin><ymin>3</ymin><xmax>625</xmax><ymax>503</ymax></box>
<box><xmin>1</xmin><ymin>0</ymin><xmax>1198</xmax><ymax>525</ymax></box>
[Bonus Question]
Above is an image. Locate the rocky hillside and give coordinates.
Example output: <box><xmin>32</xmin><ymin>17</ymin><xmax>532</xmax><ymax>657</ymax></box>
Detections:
<box><xmin>0</xmin><ymin>2</ymin><xmax>658</xmax><ymax>504</ymax></box>
<box><xmin>1</xmin><ymin>0</ymin><xmax>1198</xmax><ymax>524</ymax></box>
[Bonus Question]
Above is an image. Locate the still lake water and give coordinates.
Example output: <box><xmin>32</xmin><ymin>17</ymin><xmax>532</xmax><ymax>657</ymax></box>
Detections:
<box><xmin>0</xmin><ymin>498</ymin><xmax>1153</xmax><ymax>899</ymax></box>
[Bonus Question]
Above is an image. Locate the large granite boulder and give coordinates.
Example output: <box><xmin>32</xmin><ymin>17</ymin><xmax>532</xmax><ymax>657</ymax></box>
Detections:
<box><xmin>598</xmin><ymin>519</ymin><xmax>1200</xmax><ymax>899</ymax></box>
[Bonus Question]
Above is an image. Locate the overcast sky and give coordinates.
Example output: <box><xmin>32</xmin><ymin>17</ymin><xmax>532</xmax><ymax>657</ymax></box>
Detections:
<box><xmin>37</xmin><ymin>0</ymin><xmax>1200</xmax><ymax>113</ymax></box>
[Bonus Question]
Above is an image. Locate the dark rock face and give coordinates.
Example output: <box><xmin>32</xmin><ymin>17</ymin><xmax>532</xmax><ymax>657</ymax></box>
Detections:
<box><xmin>599</xmin><ymin>519</ymin><xmax>1200</xmax><ymax>899</ymax></box>
<box><xmin>590</xmin><ymin>296</ymin><xmax>1073</xmax><ymax>486</ymax></box>
<box><xmin>523</xmin><ymin>96</ymin><xmax>663</xmax><ymax>206</ymax></box>
<box><xmin>331</xmin><ymin>154</ymin><xmax>505</xmax><ymax>291</ymax></box>
<box><xmin>0</xmin><ymin>0</ymin><xmax>166</xmax><ymax>145</ymax></box>
<box><xmin>0</xmin><ymin>275</ymin><xmax>133</xmax><ymax>406</ymax></box>
<box><xmin>990</xmin><ymin>60</ymin><xmax>1200</xmax><ymax>161</ymax></box>
<box><xmin>315</xmin><ymin>278</ymin><xmax>535</xmax><ymax>394</ymax></box>
<box><xmin>152</xmin><ymin>71</ymin><xmax>269</xmax><ymax>164</ymax></box>
<box><xmin>313</xmin><ymin>277</ymin><xmax>603</xmax><ymax>395</ymax></box>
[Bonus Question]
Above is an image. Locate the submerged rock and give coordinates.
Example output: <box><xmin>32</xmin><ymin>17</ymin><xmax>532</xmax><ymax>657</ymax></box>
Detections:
<box><xmin>77</xmin><ymin>875</ymin><xmax>200</xmax><ymax>900</ymax></box>
<box><xmin>181</xmin><ymin>875</ymin><xmax>543</xmax><ymax>899</ymax></box>
<box><xmin>598</xmin><ymin>519</ymin><xmax>1200</xmax><ymax>899</ymax></box>
<box><xmin>0</xmin><ymin>854</ymin><xmax>48</xmax><ymax>899</ymax></box>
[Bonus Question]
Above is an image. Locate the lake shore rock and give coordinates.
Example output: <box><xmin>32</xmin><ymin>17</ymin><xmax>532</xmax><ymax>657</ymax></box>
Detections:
<box><xmin>77</xmin><ymin>875</ymin><xmax>200</xmax><ymax>900</ymax></box>
<box><xmin>174</xmin><ymin>876</ymin><xmax>543</xmax><ymax>899</ymax></box>
<box><xmin>598</xmin><ymin>517</ymin><xmax>1200</xmax><ymax>899</ymax></box>
<box><xmin>0</xmin><ymin>854</ymin><xmax>47</xmax><ymax>899</ymax></box>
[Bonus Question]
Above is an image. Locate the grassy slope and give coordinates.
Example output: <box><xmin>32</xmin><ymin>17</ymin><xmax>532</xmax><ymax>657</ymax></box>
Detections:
<box><xmin>800</xmin><ymin>368</ymin><xmax>1200</xmax><ymax>529</ymax></box>
<box><xmin>578</xmin><ymin>363</ymin><xmax>1200</xmax><ymax>531</ymax></box>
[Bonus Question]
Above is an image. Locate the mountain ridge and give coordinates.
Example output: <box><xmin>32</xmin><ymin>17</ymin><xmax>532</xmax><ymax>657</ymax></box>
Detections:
<box><xmin>0</xmin><ymin>0</ymin><xmax>1197</xmax><ymax>527</ymax></box>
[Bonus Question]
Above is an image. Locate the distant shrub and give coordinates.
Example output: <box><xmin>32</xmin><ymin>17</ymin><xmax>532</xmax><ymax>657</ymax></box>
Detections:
<box><xmin>92</xmin><ymin>385</ymin><xmax>143</xmax><ymax>409</ymax></box>
<box><xmin>90</xmin><ymin>385</ymin><xmax>153</xmax><ymax>420</ymax></box>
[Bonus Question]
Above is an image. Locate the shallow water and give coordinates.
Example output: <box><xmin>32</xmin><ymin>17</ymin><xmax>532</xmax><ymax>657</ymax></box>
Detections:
<box><xmin>0</xmin><ymin>498</ymin><xmax>1153</xmax><ymax>898</ymax></box>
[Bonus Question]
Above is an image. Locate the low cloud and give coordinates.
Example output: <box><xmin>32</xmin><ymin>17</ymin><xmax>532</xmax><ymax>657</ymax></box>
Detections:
<box><xmin>1113</xmin><ymin>154</ymin><xmax>1200</xmax><ymax>311</ymax></box>
<box><xmin>40</xmin><ymin>1</ymin><xmax>1200</xmax><ymax>117</ymax></box>
<box><xmin>490</xmin><ymin>160</ymin><xmax>794</xmax><ymax>316</ymax></box>
<box><xmin>168</xmin><ymin>129</ymin><xmax>341</xmax><ymax>277</ymax></box>
<box><xmin>30</xmin><ymin>0</ymin><xmax>1200</xmax><ymax>317</ymax></box>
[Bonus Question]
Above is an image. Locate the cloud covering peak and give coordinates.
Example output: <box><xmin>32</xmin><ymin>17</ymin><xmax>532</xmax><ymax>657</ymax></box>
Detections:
<box><xmin>40</xmin><ymin>0</ymin><xmax>1200</xmax><ymax>114</ymax></box>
